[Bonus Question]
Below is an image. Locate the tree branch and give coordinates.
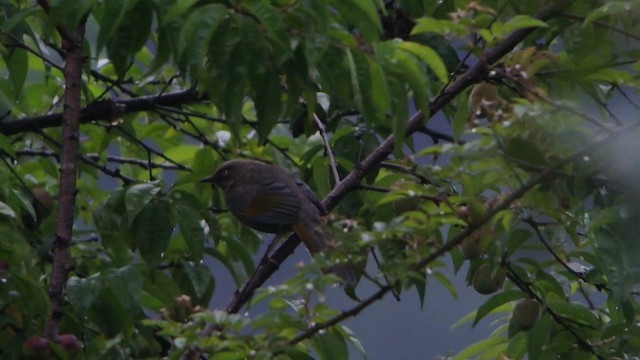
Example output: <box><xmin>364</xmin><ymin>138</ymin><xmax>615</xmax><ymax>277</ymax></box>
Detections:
<box><xmin>313</xmin><ymin>113</ymin><xmax>341</xmax><ymax>185</ymax></box>
<box><xmin>43</xmin><ymin>17</ymin><xmax>86</xmax><ymax>339</ymax></box>
<box><xmin>0</xmin><ymin>89</ymin><xmax>200</xmax><ymax>136</ymax></box>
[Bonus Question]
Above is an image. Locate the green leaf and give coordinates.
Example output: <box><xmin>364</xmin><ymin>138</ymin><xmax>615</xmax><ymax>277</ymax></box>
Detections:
<box><xmin>411</xmin><ymin>18</ymin><xmax>466</xmax><ymax>37</ymax></box>
<box><xmin>162</xmin><ymin>0</ymin><xmax>199</xmax><ymax>23</ymax></box>
<box><xmin>97</xmin><ymin>0</ymin><xmax>132</xmax><ymax>52</ymax></box>
<box><xmin>172</xmin><ymin>190</ymin><xmax>209</xmax><ymax>260</ymax></box>
<box><xmin>2</xmin><ymin>47</ymin><xmax>27</xmax><ymax>98</ymax></box>
<box><xmin>546</xmin><ymin>300</ymin><xmax>601</xmax><ymax>329</ymax></box>
<box><xmin>182</xmin><ymin>261</ymin><xmax>215</xmax><ymax>304</ymax></box>
<box><xmin>345</xmin><ymin>49</ymin><xmax>364</xmax><ymax>118</ymax></box>
<box><xmin>178</xmin><ymin>3</ymin><xmax>228</xmax><ymax>77</ymax></box>
<box><xmin>0</xmin><ymin>200</ymin><xmax>16</xmax><ymax>218</ymax></box>
<box><xmin>244</xmin><ymin>2</ymin><xmax>290</xmax><ymax>62</ymax></box>
<box><xmin>105</xmin><ymin>0</ymin><xmax>154</xmax><ymax>78</ymax></box>
<box><xmin>395</xmin><ymin>41</ymin><xmax>448</xmax><ymax>83</ymax></box>
<box><xmin>473</xmin><ymin>290</ymin><xmax>526</xmax><ymax>327</ymax></box>
<box><xmin>328</xmin><ymin>0</ymin><xmax>381</xmax><ymax>41</ymax></box>
<box><xmin>583</xmin><ymin>1</ymin><xmax>639</xmax><ymax>27</ymax></box>
<box><xmin>67</xmin><ymin>274</ymin><xmax>103</xmax><ymax>315</ymax></box>
<box><xmin>432</xmin><ymin>271</ymin><xmax>457</xmax><ymax>300</ymax></box>
<box><xmin>12</xmin><ymin>189</ymin><xmax>35</xmax><ymax>222</ymax></box>
<box><xmin>452</xmin><ymin>90</ymin><xmax>471</xmax><ymax>141</ymax></box>
<box><xmin>11</xmin><ymin>272</ymin><xmax>51</xmax><ymax>317</ymax></box>
<box><xmin>310</xmin><ymin>328</ymin><xmax>349</xmax><ymax>360</ymax></box>
<box><xmin>502</xmin><ymin>15</ymin><xmax>548</xmax><ymax>34</ymax></box>
<box><xmin>125</xmin><ymin>182</ymin><xmax>161</xmax><ymax>226</ymax></box>
<box><xmin>453</xmin><ymin>335</ymin><xmax>509</xmax><ymax>360</ymax></box>
<box><xmin>134</xmin><ymin>198</ymin><xmax>173</xmax><ymax>267</ymax></box>
<box><xmin>253</xmin><ymin>70</ymin><xmax>283</xmax><ymax>142</ymax></box>
<box><xmin>1</xmin><ymin>6</ymin><xmax>42</xmax><ymax>33</ymax></box>
<box><xmin>105</xmin><ymin>265</ymin><xmax>143</xmax><ymax>315</ymax></box>
<box><xmin>49</xmin><ymin>0</ymin><xmax>96</xmax><ymax>30</ymax></box>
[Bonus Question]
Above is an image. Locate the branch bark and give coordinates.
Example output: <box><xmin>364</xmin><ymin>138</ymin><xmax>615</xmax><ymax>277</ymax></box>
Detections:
<box><xmin>42</xmin><ymin>18</ymin><xmax>86</xmax><ymax>339</ymax></box>
<box><xmin>0</xmin><ymin>89</ymin><xmax>200</xmax><ymax>136</ymax></box>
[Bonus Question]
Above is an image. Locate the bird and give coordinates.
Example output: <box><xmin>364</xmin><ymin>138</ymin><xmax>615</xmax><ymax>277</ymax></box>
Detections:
<box><xmin>201</xmin><ymin>159</ymin><xmax>357</xmax><ymax>286</ymax></box>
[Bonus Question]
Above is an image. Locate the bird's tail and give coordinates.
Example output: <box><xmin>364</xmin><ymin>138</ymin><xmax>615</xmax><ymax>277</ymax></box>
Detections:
<box><xmin>292</xmin><ymin>220</ymin><xmax>358</xmax><ymax>286</ymax></box>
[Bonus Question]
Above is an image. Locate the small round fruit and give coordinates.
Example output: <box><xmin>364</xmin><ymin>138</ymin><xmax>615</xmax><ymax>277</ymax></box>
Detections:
<box><xmin>472</xmin><ymin>264</ymin><xmax>506</xmax><ymax>295</ymax></box>
<box><xmin>459</xmin><ymin>232</ymin><xmax>483</xmax><ymax>260</ymax></box>
<box><xmin>22</xmin><ymin>336</ymin><xmax>51</xmax><ymax>357</ymax></box>
<box><xmin>513</xmin><ymin>299</ymin><xmax>542</xmax><ymax>331</ymax></box>
<box><xmin>58</xmin><ymin>334</ymin><xmax>83</xmax><ymax>356</ymax></box>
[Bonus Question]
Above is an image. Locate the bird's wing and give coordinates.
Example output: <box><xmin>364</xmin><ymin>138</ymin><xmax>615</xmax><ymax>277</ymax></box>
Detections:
<box><xmin>294</xmin><ymin>177</ymin><xmax>328</xmax><ymax>215</ymax></box>
<box><xmin>237</xmin><ymin>179</ymin><xmax>300</xmax><ymax>228</ymax></box>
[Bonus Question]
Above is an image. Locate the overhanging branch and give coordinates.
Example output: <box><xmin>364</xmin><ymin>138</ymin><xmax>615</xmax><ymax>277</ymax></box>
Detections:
<box><xmin>0</xmin><ymin>89</ymin><xmax>200</xmax><ymax>136</ymax></box>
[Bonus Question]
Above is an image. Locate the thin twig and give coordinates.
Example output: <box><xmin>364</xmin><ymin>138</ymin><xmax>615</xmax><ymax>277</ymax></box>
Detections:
<box><xmin>524</xmin><ymin>217</ymin><xmax>610</xmax><ymax>292</ymax></box>
<box><xmin>15</xmin><ymin>149</ymin><xmax>184</xmax><ymax>170</ymax></box>
<box><xmin>37</xmin><ymin>131</ymin><xmax>136</xmax><ymax>184</ymax></box>
<box><xmin>380</xmin><ymin>161</ymin><xmax>434</xmax><ymax>184</ymax></box>
<box><xmin>313</xmin><ymin>113</ymin><xmax>341</xmax><ymax>185</ymax></box>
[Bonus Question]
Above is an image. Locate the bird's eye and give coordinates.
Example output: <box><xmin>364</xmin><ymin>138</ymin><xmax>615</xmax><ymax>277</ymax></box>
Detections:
<box><xmin>222</xmin><ymin>169</ymin><xmax>229</xmax><ymax>176</ymax></box>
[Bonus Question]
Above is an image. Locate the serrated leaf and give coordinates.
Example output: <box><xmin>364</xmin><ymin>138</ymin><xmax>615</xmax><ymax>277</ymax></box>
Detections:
<box><xmin>97</xmin><ymin>0</ymin><xmax>132</xmax><ymax>52</ymax></box>
<box><xmin>134</xmin><ymin>199</ymin><xmax>173</xmax><ymax>267</ymax></box>
<box><xmin>254</xmin><ymin>71</ymin><xmax>283</xmax><ymax>141</ymax></box>
<box><xmin>244</xmin><ymin>2</ymin><xmax>290</xmax><ymax>62</ymax></box>
<box><xmin>105</xmin><ymin>0</ymin><xmax>153</xmax><ymax>78</ymax></box>
<box><xmin>125</xmin><ymin>182</ymin><xmax>161</xmax><ymax>226</ymax></box>
<box><xmin>396</xmin><ymin>41</ymin><xmax>448</xmax><ymax>83</ymax></box>
<box><xmin>178</xmin><ymin>4</ymin><xmax>228</xmax><ymax>77</ymax></box>
<box><xmin>473</xmin><ymin>290</ymin><xmax>526</xmax><ymax>327</ymax></box>
<box><xmin>328</xmin><ymin>0</ymin><xmax>381</xmax><ymax>41</ymax></box>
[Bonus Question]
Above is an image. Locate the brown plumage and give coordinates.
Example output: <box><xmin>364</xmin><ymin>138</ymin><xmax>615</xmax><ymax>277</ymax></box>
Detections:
<box><xmin>201</xmin><ymin>159</ymin><xmax>356</xmax><ymax>285</ymax></box>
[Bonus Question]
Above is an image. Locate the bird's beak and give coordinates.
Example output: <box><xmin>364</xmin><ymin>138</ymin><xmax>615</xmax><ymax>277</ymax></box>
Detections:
<box><xmin>200</xmin><ymin>175</ymin><xmax>216</xmax><ymax>183</ymax></box>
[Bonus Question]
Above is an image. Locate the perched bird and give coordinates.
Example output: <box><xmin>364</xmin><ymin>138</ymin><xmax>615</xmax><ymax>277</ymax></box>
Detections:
<box><xmin>201</xmin><ymin>159</ymin><xmax>357</xmax><ymax>285</ymax></box>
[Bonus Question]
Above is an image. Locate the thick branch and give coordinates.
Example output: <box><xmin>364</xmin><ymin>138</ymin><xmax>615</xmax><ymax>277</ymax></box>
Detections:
<box><xmin>0</xmin><ymin>89</ymin><xmax>200</xmax><ymax>136</ymax></box>
<box><xmin>43</xmin><ymin>21</ymin><xmax>86</xmax><ymax>339</ymax></box>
